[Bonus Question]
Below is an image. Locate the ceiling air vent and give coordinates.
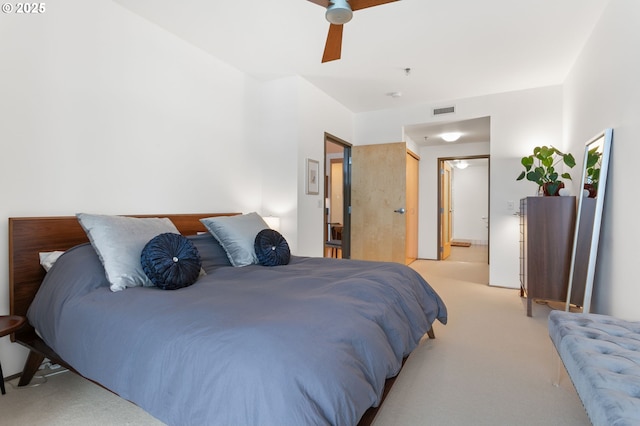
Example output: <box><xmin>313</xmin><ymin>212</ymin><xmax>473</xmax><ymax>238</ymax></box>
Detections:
<box><xmin>433</xmin><ymin>106</ymin><xmax>455</xmax><ymax>115</ymax></box>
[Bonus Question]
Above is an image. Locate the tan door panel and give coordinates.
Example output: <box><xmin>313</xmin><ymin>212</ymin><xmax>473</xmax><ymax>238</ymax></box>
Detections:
<box><xmin>352</xmin><ymin>142</ymin><xmax>407</xmax><ymax>264</ymax></box>
<box><xmin>405</xmin><ymin>151</ymin><xmax>419</xmax><ymax>264</ymax></box>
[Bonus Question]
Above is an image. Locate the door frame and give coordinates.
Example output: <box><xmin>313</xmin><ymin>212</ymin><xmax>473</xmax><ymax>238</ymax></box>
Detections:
<box><xmin>440</xmin><ymin>160</ymin><xmax>453</xmax><ymax>260</ymax></box>
<box><xmin>324</xmin><ymin>133</ymin><xmax>352</xmax><ymax>259</ymax></box>
<box><xmin>437</xmin><ymin>155</ymin><xmax>490</xmax><ymax>262</ymax></box>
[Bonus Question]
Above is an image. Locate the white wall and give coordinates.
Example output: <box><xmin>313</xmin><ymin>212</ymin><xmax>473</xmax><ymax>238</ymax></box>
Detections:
<box><xmin>297</xmin><ymin>78</ymin><xmax>354</xmax><ymax>256</ymax></box>
<box><xmin>563</xmin><ymin>0</ymin><xmax>640</xmax><ymax>320</ymax></box>
<box><xmin>0</xmin><ymin>1</ymin><xmax>353</xmax><ymax>377</ymax></box>
<box><xmin>355</xmin><ymin>86</ymin><xmax>564</xmax><ymax>288</ymax></box>
<box><xmin>250</xmin><ymin>78</ymin><xmax>300</xmax><ymax>251</ymax></box>
<box><xmin>0</xmin><ymin>0</ymin><xmax>259</xmax><ymax>376</ymax></box>
<box><xmin>254</xmin><ymin>76</ymin><xmax>353</xmax><ymax>257</ymax></box>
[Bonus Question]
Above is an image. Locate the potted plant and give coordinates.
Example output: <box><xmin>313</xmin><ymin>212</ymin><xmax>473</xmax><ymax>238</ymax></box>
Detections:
<box><xmin>584</xmin><ymin>146</ymin><xmax>602</xmax><ymax>198</ymax></box>
<box><xmin>517</xmin><ymin>146</ymin><xmax>576</xmax><ymax>196</ymax></box>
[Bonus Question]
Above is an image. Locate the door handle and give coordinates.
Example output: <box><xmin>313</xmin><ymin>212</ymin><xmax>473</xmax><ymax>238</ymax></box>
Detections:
<box><xmin>394</xmin><ymin>208</ymin><xmax>406</xmax><ymax>214</ymax></box>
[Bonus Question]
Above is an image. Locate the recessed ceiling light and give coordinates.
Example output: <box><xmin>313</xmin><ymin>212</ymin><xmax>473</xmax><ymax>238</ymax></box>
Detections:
<box><xmin>386</xmin><ymin>91</ymin><xmax>402</xmax><ymax>98</ymax></box>
<box><xmin>441</xmin><ymin>132</ymin><xmax>462</xmax><ymax>142</ymax></box>
<box><xmin>454</xmin><ymin>160</ymin><xmax>469</xmax><ymax>169</ymax></box>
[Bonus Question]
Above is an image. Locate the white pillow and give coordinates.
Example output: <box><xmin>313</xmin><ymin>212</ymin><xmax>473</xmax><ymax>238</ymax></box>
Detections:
<box><xmin>200</xmin><ymin>213</ymin><xmax>269</xmax><ymax>267</ymax></box>
<box><xmin>77</xmin><ymin>213</ymin><xmax>180</xmax><ymax>292</ymax></box>
<box><xmin>39</xmin><ymin>251</ymin><xmax>65</xmax><ymax>272</ymax></box>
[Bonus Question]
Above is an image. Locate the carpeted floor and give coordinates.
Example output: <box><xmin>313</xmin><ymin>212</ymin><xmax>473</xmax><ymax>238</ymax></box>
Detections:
<box><xmin>1</xmin><ymin>366</ymin><xmax>163</xmax><ymax>425</ymax></box>
<box><xmin>373</xmin><ymin>251</ymin><xmax>589</xmax><ymax>425</ymax></box>
<box><xmin>1</xmin><ymin>247</ymin><xmax>589</xmax><ymax>425</ymax></box>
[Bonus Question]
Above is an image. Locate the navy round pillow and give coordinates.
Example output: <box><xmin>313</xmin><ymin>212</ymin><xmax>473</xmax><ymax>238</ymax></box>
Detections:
<box><xmin>141</xmin><ymin>233</ymin><xmax>202</xmax><ymax>290</ymax></box>
<box><xmin>254</xmin><ymin>229</ymin><xmax>290</xmax><ymax>266</ymax></box>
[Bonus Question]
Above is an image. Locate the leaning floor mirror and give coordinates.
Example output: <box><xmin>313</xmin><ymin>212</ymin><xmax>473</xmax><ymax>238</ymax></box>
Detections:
<box><xmin>565</xmin><ymin>128</ymin><xmax>613</xmax><ymax>313</ymax></box>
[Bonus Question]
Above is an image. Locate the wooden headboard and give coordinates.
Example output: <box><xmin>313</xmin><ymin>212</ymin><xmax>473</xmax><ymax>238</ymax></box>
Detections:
<box><xmin>8</xmin><ymin>213</ymin><xmax>238</xmax><ymax>339</ymax></box>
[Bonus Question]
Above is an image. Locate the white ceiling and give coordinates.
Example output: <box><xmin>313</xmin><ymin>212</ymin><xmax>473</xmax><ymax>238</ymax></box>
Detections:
<box><xmin>114</xmin><ymin>0</ymin><xmax>609</xmax><ymax>115</ymax></box>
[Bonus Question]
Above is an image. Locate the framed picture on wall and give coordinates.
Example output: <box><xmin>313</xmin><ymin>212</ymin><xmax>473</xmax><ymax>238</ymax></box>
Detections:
<box><xmin>306</xmin><ymin>158</ymin><xmax>320</xmax><ymax>195</ymax></box>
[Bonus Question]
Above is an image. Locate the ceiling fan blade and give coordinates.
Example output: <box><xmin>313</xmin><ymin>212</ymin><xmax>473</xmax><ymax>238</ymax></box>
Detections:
<box><xmin>307</xmin><ymin>0</ymin><xmax>330</xmax><ymax>7</ymax></box>
<box><xmin>322</xmin><ymin>24</ymin><xmax>343</xmax><ymax>63</ymax></box>
<box><xmin>349</xmin><ymin>0</ymin><xmax>399</xmax><ymax>11</ymax></box>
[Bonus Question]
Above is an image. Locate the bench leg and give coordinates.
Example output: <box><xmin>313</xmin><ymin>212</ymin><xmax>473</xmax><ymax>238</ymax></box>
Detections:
<box><xmin>551</xmin><ymin>347</ymin><xmax>562</xmax><ymax>387</ymax></box>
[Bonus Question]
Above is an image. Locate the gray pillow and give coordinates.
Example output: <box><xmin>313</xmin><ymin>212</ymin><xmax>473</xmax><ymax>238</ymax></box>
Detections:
<box><xmin>187</xmin><ymin>233</ymin><xmax>232</xmax><ymax>271</ymax></box>
<box><xmin>200</xmin><ymin>213</ymin><xmax>269</xmax><ymax>267</ymax></box>
<box><xmin>77</xmin><ymin>213</ymin><xmax>180</xmax><ymax>292</ymax></box>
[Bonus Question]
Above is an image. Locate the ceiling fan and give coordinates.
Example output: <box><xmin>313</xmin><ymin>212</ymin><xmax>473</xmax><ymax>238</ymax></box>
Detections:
<box><xmin>308</xmin><ymin>0</ymin><xmax>400</xmax><ymax>63</ymax></box>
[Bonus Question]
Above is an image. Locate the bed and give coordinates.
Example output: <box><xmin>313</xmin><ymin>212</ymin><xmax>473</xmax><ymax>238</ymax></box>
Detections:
<box><xmin>9</xmin><ymin>213</ymin><xmax>447</xmax><ymax>426</ymax></box>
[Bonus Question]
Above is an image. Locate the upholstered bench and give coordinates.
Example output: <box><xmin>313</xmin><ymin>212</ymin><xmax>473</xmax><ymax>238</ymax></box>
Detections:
<box><xmin>548</xmin><ymin>310</ymin><xmax>640</xmax><ymax>426</ymax></box>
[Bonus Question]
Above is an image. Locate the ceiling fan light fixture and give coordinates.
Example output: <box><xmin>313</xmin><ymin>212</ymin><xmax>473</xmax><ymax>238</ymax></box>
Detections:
<box><xmin>326</xmin><ymin>0</ymin><xmax>353</xmax><ymax>24</ymax></box>
<box><xmin>441</xmin><ymin>132</ymin><xmax>462</xmax><ymax>142</ymax></box>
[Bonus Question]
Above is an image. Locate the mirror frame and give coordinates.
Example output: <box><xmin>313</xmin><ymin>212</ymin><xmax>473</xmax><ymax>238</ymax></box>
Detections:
<box><xmin>565</xmin><ymin>128</ymin><xmax>613</xmax><ymax>313</ymax></box>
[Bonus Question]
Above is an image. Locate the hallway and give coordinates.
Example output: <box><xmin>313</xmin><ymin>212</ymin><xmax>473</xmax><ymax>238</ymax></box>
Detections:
<box><xmin>445</xmin><ymin>244</ymin><xmax>488</xmax><ymax>263</ymax></box>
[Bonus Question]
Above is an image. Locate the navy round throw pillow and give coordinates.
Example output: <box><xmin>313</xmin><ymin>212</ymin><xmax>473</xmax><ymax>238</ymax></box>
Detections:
<box><xmin>254</xmin><ymin>229</ymin><xmax>290</xmax><ymax>266</ymax></box>
<box><xmin>141</xmin><ymin>233</ymin><xmax>202</xmax><ymax>290</ymax></box>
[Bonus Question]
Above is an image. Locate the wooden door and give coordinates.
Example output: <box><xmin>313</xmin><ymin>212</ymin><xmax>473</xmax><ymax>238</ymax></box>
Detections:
<box><xmin>405</xmin><ymin>151</ymin><xmax>419</xmax><ymax>264</ymax></box>
<box><xmin>351</xmin><ymin>142</ymin><xmax>407</xmax><ymax>263</ymax></box>
<box><xmin>440</xmin><ymin>161</ymin><xmax>452</xmax><ymax>259</ymax></box>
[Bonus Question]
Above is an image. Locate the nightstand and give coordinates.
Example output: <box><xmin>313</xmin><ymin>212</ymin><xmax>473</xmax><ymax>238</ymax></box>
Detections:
<box><xmin>0</xmin><ymin>315</ymin><xmax>27</xmax><ymax>395</ymax></box>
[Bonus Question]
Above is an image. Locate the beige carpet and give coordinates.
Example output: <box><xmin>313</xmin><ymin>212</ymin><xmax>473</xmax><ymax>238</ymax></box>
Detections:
<box><xmin>1</xmin><ymin>367</ymin><xmax>163</xmax><ymax>426</ymax></box>
<box><xmin>373</xmin><ymin>250</ymin><xmax>589</xmax><ymax>426</ymax></box>
<box><xmin>1</xmin><ymin>248</ymin><xmax>589</xmax><ymax>425</ymax></box>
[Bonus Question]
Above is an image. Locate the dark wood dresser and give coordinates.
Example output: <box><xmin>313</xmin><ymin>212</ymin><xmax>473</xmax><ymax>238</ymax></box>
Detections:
<box><xmin>519</xmin><ymin>196</ymin><xmax>576</xmax><ymax>316</ymax></box>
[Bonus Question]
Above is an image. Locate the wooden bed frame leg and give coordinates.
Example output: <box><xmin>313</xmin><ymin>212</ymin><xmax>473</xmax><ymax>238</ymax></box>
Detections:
<box><xmin>427</xmin><ymin>327</ymin><xmax>435</xmax><ymax>339</ymax></box>
<box><xmin>17</xmin><ymin>350</ymin><xmax>45</xmax><ymax>386</ymax></box>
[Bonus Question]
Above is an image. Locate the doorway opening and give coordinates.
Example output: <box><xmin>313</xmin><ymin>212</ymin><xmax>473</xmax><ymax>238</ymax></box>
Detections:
<box><xmin>324</xmin><ymin>133</ymin><xmax>351</xmax><ymax>259</ymax></box>
<box><xmin>438</xmin><ymin>155</ymin><xmax>490</xmax><ymax>263</ymax></box>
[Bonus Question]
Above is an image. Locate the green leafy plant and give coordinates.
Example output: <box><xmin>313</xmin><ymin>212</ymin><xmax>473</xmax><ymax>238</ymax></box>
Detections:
<box><xmin>586</xmin><ymin>147</ymin><xmax>602</xmax><ymax>186</ymax></box>
<box><xmin>516</xmin><ymin>146</ymin><xmax>576</xmax><ymax>196</ymax></box>
<box><xmin>584</xmin><ymin>146</ymin><xmax>602</xmax><ymax>197</ymax></box>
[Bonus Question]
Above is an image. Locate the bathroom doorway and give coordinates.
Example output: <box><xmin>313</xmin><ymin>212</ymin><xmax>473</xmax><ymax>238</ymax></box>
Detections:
<box><xmin>324</xmin><ymin>133</ymin><xmax>351</xmax><ymax>259</ymax></box>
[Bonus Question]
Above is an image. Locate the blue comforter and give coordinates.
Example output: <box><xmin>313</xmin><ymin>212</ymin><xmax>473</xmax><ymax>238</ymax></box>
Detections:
<box><xmin>28</xmin><ymin>240</ymin><xmax>447</xmax><ymax>426</ymax></box>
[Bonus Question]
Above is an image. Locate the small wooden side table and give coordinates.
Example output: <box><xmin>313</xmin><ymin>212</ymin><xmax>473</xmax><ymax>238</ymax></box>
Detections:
<box><xmin>0</xmin><ymin>315</ymin><xmax>27</xmax><ymax>395</ymax></box>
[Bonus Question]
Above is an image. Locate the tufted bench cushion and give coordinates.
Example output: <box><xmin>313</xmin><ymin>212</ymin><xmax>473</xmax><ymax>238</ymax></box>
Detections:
<box><xmin>549</xmin><ymin>310</ymin><xmax>640</xmax><ymax>426</ymax></box>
